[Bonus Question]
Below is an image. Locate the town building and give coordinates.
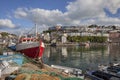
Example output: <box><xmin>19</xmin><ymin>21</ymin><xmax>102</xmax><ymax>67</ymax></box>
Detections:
<box><xmin>109</xmin><ymin>31</ymin><xmax>120</xmax><ymax>43</ymax></box>
<box><xmin>43</xmin><ymin>25</ymin><xmax>120</xmax><ymax>43</ymax></box>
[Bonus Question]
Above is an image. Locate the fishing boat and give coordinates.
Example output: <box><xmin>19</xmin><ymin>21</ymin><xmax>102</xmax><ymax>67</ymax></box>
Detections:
<box><xmin>85</xmin><ymin>70</ymin><xmax>120</xmax><ymax>80</ymax></box>
<box><xmin>16</xmin><ymin>24</ymin><xmax>45</xmax><ymax>58</ymax></box>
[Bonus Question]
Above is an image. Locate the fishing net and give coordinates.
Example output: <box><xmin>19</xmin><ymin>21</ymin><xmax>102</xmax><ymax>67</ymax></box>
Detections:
<box><xmin>11</xmin><ymin>69</ymin><xmax>83</xmax><ymax>80</ymax></box>
<box><xmin>5</xmin><ymin>55</ymin><xmax>83</xmax><ymax>80</ymax></box>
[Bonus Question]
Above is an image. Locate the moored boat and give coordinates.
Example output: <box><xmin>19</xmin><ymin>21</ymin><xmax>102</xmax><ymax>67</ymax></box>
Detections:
<box><xmin>16</xmin><ymin>24</ymin><xmax>45</xmax><ymax>59</ymax></box>
<box><xmin>7</xmin><ymin>39</ymin><xmax>16</xmax><ymax>51</ymax></box>
<box><xmin>98</xmin><ymin>63</ymin><xmax>120</xmax><ymax>76</ymax></box>
<box><xmin>16</xmin><ymin>38</ymin><xmax>45</xmax><ymax>58</ymax></box>
<box><xmin>51</xmin><ymin>65</ymin><xmax>84</xmax><ymax>79</ymax></box>
<box><xmin>85</xmin><ymin>70</ymin><xmax>120</xmax><ymax>80</ymax></box>
<box><xmin>0</xmin><ymin>60</ymin><xmax>19</xmax><ymax>78</ymax></box>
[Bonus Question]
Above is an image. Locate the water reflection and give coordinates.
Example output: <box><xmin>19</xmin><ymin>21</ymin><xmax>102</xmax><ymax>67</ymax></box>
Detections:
<box><xmin>43</xmin><ymin>44</ymin><xmax>120</xmax><ymax>71</ymax></box>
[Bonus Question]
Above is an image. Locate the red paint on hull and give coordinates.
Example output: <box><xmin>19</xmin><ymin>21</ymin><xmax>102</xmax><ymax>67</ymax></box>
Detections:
<box><xmin>18</xmin><ymin>47</ymin><xmax>39</xmax><ymax>58</ymax></box>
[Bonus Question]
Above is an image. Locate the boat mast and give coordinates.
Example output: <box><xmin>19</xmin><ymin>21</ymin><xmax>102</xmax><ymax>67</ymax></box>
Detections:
<box><xmin>35</xmin><ymin>24</ymin><xmax>37</xmax><ymax>37</ymax></box>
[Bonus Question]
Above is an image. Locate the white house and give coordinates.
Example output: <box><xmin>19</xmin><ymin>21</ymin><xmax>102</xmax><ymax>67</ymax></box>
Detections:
<box><xmin>62</xmin><ymin>33</ymin><xmax>67</xmax><ymax>43</ymax></box>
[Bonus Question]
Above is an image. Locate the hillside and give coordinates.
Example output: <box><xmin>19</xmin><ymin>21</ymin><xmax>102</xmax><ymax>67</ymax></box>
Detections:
<box><xmin>0</xmin><ymin>32</ymin><xmax>16</xmax><ymax>38</ymax></box>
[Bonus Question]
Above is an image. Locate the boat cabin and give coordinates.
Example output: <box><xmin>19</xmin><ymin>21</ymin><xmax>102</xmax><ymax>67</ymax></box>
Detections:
<box><xmin>19</xmin><ymin>37</ymin><xmax>37</xmax><ymax>43</ymax></box>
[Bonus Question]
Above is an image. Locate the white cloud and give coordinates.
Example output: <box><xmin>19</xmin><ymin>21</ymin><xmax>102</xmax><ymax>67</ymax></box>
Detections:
<box><xmin>0</xmin><ymin>19</ymin><xmax>16</xmax><ymax>28</ymax></box>
<box><xmin>80</xmin><ymin>17</ymin><xmax>120</xmax><ymax>26</ymax></box>
<box><xmin>14</xmin><ymin>0</ymin><xmax>120</xmax><ymax>27</ymax></box>
<box><xmin>28</xmin><ymin>9</ymin><xmax>64</xmax><ymax>25</ymax></box>
<box><xmin>66</xmin><ymin>0</ymin><xmax>105</xmax><ymax>19</ymax></box>
<box><xmin>97</xmin><ymin>17</ymin><xmax>120</xmax><ymax>25</ymax></box>
<box><xmin>104</xmin><ymin>0</ymin><xmax>120</xmax><ymax>14</ymax></box>
<box><xmin>14</xmin><ymin>8</ymin><xmax>28</xmax><ymax>18</ymax></box>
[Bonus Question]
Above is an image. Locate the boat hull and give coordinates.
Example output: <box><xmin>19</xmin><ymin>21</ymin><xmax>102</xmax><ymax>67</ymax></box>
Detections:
<box><xmin>18</xmin><ymin>46</ymin><xmax>39</xmax><ymax>58</ymax></box>
<box><xmin>16</xmin><ymin>42</ymin><xmax>40</xmax><ymax>58</ymax></box>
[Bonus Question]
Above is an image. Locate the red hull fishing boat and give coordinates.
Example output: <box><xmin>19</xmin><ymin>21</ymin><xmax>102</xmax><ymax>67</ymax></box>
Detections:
<box><xmin>16</xmin><ymin>25</ymin><xmax>45</xmax><ymax>58</ymax></box>
<box><xmin>16</xmin><ymin>39</ymin><xmax>44</xmax><ymax>58</ymax></box>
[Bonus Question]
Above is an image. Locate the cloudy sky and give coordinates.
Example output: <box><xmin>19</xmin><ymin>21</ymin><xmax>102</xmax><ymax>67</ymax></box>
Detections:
<box><xmin>0</xmin><ymin>0</ymin><xmax>120</xmax><ymax>34</ymax></box>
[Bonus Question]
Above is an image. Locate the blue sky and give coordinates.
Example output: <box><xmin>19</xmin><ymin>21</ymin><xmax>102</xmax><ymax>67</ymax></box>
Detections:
<box><xmin>0</xmin><ymin>0</ymin><xmax>120</xmax><ymax>34</ymax></box>
<box><xmin>0</xmin><ymin>0</ymin><xmax>70</xmax><ymax>15</ymax></box>
<box><xmin>0</xmin><ymin>0</ymin><xmax>74</xmax><ymax>33</ymax></box>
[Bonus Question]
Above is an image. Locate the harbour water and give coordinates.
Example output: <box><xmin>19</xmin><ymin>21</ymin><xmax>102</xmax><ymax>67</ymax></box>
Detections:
<box><xmin>43</xmin><ymin>44</ymin><xmax>120</xmax><ymax>72</ymax></box>
<box><xmin>0</xmin><ymin>44</ymin><xmax>120</xmax><ymax>73</ymax></box>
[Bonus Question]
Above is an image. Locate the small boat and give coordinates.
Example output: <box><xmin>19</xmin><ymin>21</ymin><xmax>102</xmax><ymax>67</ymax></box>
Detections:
<box><xmin>8</xmin><ymin>40</ymin><xmax>16</xmax><ymax>51</ymax></box>
<box><xmin>0</xmin><ymin>60</ymin><xmax>19</xmax><ymax>77</ymax></box>
<box><xmin>51</xmin><ymin>65</ymin><xmax>84</xmax><ymax>78</ymax></box>
<box><xmin>8</xmin><ymin>45</ymin><xmax>16</xmax><ymax>51</ymax></box>
<box><xmin>99</xmin><ymin>64</ymin><xmax>120</xmax><ymax>76</ymax></box>
<box><xmin>107</xmin><ymin>66</ymin><xmax>120</xmax><ymax>73</ymax></box>
<box><xmin>85</xmin><ymin>70</ymin><xmax>120</xmax><ymax>80</ymax></box>
<box><xmin>0</xmin><ymin>52</ymin><xmax>24</xmax><ymax>78</ymax></box>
